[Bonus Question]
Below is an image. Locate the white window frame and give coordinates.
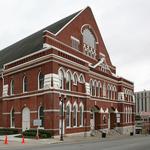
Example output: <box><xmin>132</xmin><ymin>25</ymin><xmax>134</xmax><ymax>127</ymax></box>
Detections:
<box><xmin>79</xmin><ymin>74</ymin><xmax>85</xmax><ymax>84</ymax></box>
<box><xmin>107</xmin><ymin>84</ymin><xmax>111</xmax><ymax>99</ymax></box>
<box><xmin>66</xmin><ymin>101</ymin><xmax>71</xmax><ymax>128</ymax></box>
<box><xmin>66</xmin><ymin>71</ymin><xmax>72</xmax><ymax>91</ymax></box>
<box><xmin>90</xmin><ymin>79</ymin><xmax>93</xmax><ymax>96</ymax></box>
<box><xmin>79</xmin><ymin>102</ymin><xmax>84</xmax><ymax>127</ymax></box>
<box><xmin>83</xmin><ymin>28</ymin><xmax>96</xmax><ymax>49</ymax></box>
<box><xmin>71</xmin><ymin>36</ymin><xmax>80</xmax><ymax>50</ymax></box>
<box><xmin>103</xmin><ymin>82</ymin><xmax>106</xmax><ymax>97</ymax></box>
<box><xmin>73</xmin><ymin>72</ymin><xmax>78</xmax><ymax>85</ymax></box>
<box><xmin>38</xmin><ymin>106</ymin><xmax>44</xmax><ymax>128</ymax></box>
<box><xmin>97</xmin><ymin>81</ymin><xmax>101</xmax><ymax>97</ymax></box>
<box><xmin>10</xmin><ymin>80</ymin><xmax>14</xmax><ymax>95</ymax></box>
<box><xmin>73</xmin><ymin>102</ymin><xmax>78</xmax><ymax>127</ymax></box>
<box><xmin>94</xmin><ymin>80</ymin><xmax>97</xmax><ymax>97</ymax></box>
<box><xmin>23</xmin><ymin>76</ymin><xmax>28</xmax><ymax>93</ymax></box>
<box><xmin>58</xmin><ymin>68</ymin><xmax>65</xmax><ymax>90</ymax></box>
<box><xmin>38</xmin><ymin>72</ymin><xmax>44</xmax><ymax>90</ymax></box>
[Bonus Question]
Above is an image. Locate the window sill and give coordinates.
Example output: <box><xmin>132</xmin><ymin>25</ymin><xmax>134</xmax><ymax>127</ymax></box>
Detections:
<box><xmin>73</xmin><ymin>83</ymin><xmax>77</xmax><ymax>86</ymax></box>
<box><xmin>38</xmin><ymin>127</ymin><xmax>44</xmax><ymax>129</ymax></box>
<box><xmin>38</xmin><ymin>88</ymin><xmax>44</xmax><ymax>91</ymax></box>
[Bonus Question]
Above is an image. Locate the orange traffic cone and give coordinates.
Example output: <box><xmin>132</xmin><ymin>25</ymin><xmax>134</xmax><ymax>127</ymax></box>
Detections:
<box><xmin>22</xmin><ymin>135</ymin><xmax>25</xmax><ymax>144</ymax></box>
<box><xmin>4</xmin><ymin>135</ymin><xmax>8</xmax><ymax>144</ymax></box>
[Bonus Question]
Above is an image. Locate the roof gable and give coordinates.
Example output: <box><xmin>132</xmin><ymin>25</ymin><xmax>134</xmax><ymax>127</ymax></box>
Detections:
<box><xmin>56</xmin><ymin>7</ymin><xmax>114</xmax><ymax>68</ymax></box>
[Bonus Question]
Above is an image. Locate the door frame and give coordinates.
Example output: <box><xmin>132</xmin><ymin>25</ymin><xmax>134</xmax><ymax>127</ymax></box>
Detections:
<box><xmin>22</xmin><ymin>107</ymin><xmax>30</xmax><ymax>131</ymax></box>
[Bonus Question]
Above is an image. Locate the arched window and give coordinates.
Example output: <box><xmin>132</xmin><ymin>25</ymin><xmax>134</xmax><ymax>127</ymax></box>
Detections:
<box><xmin>92</xmin><ymin>81</ymin><xmax>95</xmax><ymax>96</ymax></box>
<box><xmin>66</xmin><ymin>71</ymin><xmax>71</xmax><ymax>91</ymax></box>
<box><xmin>107</xmin><ymin>84</ymin><xmax>111</xmax><ymax>99</ymax></box>
<box><xmin>73</xmin><ymin>102</ymin><xmax>78</xmax><ymax>127</ymax></box>
<box><xmin>23</xmin><ymin>76</ymin><xmax>28</xmax><ymax>93</ymax></box>
<box><xmin>128</xmin><ymin>91</ymin><xmax>131</xmax><ymax>102</ymax></box>
<box><xmin>73</xmin><ymin>73</ymin><xmax>78</xmax><ymax>85</ymax></box>
<box><xmin>79</xmin><ymin>74</ymin><xmax>85</xmax><ymax>83</ymax></box>
<box><xmin>79</xmin><ymin>103</ymin><xmax>84</xmax><ymax>126</ymax></box>
<box><xmin>90</xmin><ymin>80</ymin><xmax>93</xmax><ymax>96</ymax></box>
<box><xmin>58</xmin><ymin>69</ymin><xmax>65</xmax><ymax>89</ymax></box>
<box><xmin>10</xmin><ymin>108</ymin><xmax>15</xmax><ymax>128</ymax></box>
<box><xmin>98</xmin><ymin>81</ymin><xmax>101</xmax><ymax>97</ymax></box>
<box><xmin>129</xmin><ymin>91</ymin><xmax>133</xmax><ymax>102</ymax></box>
<box><xmin>93</xmin><ymin>80</ymin><xmax>97</xmax><ymax>97</ymax></box>
<box><xmin>38</xmin><ymin>72</ymin><xmax>44</xmax><ymax>89</ymax></box>
<box><xmin>38</xmin><ymin>106</ymin><xmax>44</xmax><ymax>127</ymax></box>
<box><xmin>83</xmin><ymin>28</ymin><xmax>96</xmax><ymax>49</ymax></box>
<box><xmin>113</xmin><ymin>86</ymin><xmax>117</xmax><ymax>100</ymax></box>
<box><xmin>83</xmin><ymin>28</ymin><xmax>96</xmax><ymax>58</ymax></box>
<box><xmin>110</xmin><ymin>85</ymin><xmax>113</xmax><ymax>100</ymax></box>
<box><xmin>103</xmin><ymin>82</ymin><xmax>106</xmax><ymax>97</ymax></box>
<box><xmin>10</xmin><ymin>80</ymin><xmax>14</xmax><ymax>95</ymax></box>
<box><xmin>66</xmin><ymin>103</ymin><xmax>71</xmax><ymax>127</ymax></box>
<box><xmin>126</xmin><ymin>90</ymin><xmax>129</xmax><ymax>101</ymax></box>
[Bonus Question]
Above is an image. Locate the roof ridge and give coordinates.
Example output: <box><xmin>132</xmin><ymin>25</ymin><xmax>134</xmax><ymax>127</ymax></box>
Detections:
<box><xmin>55</xmin><ymin>8</ymin><xmax>84</xmax><ymax>35</ymax></box>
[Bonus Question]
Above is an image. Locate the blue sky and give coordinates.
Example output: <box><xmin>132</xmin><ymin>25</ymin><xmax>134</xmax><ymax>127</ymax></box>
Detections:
<box><xmin>0</xmin><ymin>0</ymin><xmax>150</xmax><ymax>91</ymax></box>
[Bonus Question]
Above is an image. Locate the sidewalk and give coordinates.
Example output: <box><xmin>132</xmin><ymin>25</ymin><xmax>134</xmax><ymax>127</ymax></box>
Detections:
<box><xmin>0</xmin><ymin>133</ymin><xmax>145</xmax><ymax>147</ymax></box>
<box><xmin>0</xmin><ymin>134</ymin><xmax>60</xmax><ymax>146</ymax></box>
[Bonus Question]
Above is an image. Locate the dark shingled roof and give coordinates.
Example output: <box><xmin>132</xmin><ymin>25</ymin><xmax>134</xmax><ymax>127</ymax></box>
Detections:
<box><xmin>0</xmin><ymin>11</ymin><xmax>81</xmax><ymax>69</ymax></box>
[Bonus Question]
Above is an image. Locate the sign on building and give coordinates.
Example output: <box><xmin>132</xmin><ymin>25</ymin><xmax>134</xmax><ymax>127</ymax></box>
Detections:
<box><xmin>33</xmin><ymin>119</ymin><xmax>42</xmax><ymax>126</ymax></box>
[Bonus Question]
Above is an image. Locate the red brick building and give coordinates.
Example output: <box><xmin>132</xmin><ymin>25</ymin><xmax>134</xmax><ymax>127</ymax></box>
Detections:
<box><xmin>0</xmin><ymin>7</ymin><xmax>135</xmax><ymax>135</ymax></box>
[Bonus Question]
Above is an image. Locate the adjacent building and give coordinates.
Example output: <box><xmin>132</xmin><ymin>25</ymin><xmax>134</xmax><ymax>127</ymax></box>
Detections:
<box><xmin>135</xmin><ymin>90</ymin><xmax>150</xmax><ymax>133</ymax></box>
<box><xmin>0</xmin><ymin>7</ymin><xmax>135</xmax><ymax>136</ymax></box>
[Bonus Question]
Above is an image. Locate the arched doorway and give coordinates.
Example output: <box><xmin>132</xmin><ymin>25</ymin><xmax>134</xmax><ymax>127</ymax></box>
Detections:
<box><xmin>22</xmin><ymin>107</ymin><xmax>30</xmax><ymax>131</ymax></box>
<box><xmin>108</xmin><ymin>107</ymin><xmax>116</xmax><ymax>129</ymax></box>
<box><xmin>90</xmin><ymin>106</ymin><xmax>100</xmax><ymax>130</ymax></box>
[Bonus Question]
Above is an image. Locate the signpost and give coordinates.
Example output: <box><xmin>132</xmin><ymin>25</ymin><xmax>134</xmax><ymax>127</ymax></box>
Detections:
<box><xmin>33</xmin><ymin>119</ymin><xmax>42</xmax><ymax>139</ymax></box>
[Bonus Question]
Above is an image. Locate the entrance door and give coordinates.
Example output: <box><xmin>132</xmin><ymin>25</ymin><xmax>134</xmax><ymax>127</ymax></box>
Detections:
<box><xmin>22</xmin><ymin>107</ymin><xmax>30</xmax><ymax>131</ymax></box>
<box><xmin>95</xmin><ymin>112</ymin><xmax>100</xmax><ymax>130</ymax></box>
<box><xmin>108</xmin><ymin>107</ymin><xmax>116</xmax><ymax>129</ymax></box>
<box><xmin>110</xmin><ymin>113</ymin><xmax>116</xmax><ymax>129</ymax></box>
<box><xmin>90</xmin><ymin>106</ymin><xmax>100</xmax><ymax>130</ymax></box>
<box><xmin>90</xmin><ymin>112</ymin><xmax>95</xmax><ymax>130</ymax></box>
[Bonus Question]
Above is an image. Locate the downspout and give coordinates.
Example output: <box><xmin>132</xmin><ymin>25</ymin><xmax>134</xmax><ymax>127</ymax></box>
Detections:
<box><xmin>0</xmin><ymin>66</ymin><xmax>5</xmax><ymax>97</ymax></box>
<box><xmin>1</xmin><ymin>68</ymin><xmax>4</xmax><ymax>92</ymax></box>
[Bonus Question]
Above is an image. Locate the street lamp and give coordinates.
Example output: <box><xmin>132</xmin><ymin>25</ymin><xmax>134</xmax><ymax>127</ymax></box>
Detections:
<box><xmin>59</xmin><ymin>94</ymin><xmax>66</xmax><ymax>141</ymax></box>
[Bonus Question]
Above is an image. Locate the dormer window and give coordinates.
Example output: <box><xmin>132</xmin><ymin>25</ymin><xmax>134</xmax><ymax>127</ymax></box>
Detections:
<box><xmin>83</xmin><ymin>28</ymin><xmax>96</xmax><ymax>58</ymax></box>
<box><xmin>71</xmin><ymin>36</ymin><xmax>79</xmax><ymax>50</ymax></box>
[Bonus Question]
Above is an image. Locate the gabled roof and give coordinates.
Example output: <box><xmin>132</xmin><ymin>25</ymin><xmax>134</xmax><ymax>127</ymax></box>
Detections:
<box><xmin>0</xmin><ymin>10</ymin><xmax>81</xmax><ymax>69</ymax></box>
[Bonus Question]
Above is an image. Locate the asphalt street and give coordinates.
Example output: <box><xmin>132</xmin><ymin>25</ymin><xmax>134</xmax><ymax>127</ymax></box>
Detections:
<box><xmin>0</xmin><ymin>135</ymin><xmax>150</xmax><ymax>150</ymax></box>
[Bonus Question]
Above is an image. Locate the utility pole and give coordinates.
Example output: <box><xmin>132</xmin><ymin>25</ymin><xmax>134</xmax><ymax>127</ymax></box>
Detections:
<box><xmin>59</xmin><ymin>94</ymin><xmax>66</xmax><ymax>141</ymax></box>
